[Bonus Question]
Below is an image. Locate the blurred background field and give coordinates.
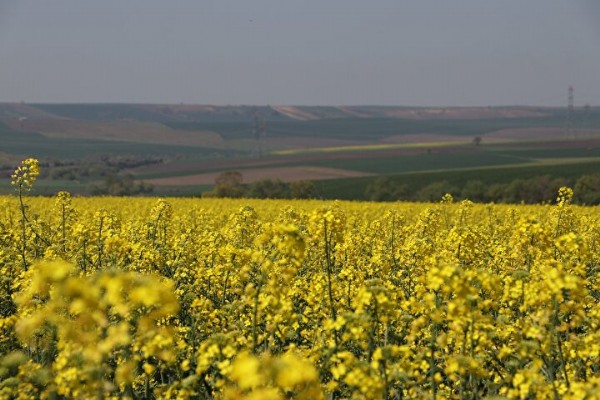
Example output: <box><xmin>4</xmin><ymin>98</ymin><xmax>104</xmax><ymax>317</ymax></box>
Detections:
<box><xmin>1</xmin><ymin>103</ymin><xmax>600</xmax><ymax>203</ymax></box>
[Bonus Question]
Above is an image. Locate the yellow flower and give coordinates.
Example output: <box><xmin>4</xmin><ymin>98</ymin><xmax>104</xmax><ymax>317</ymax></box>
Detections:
<box><xmin>230</xmin><ymin>352</ymin><xmax>262</xmax><ymax>390</ymax></box>
<box><xmin>11</xmin><ymin>158</ymin><xmax>40</xmax><ymax>191</ymax></box>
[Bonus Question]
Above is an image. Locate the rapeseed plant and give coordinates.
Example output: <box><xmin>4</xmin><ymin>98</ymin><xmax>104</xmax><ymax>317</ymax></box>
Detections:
<box><xmin>1</xmin><ymin>160</ymin><xmax>600</xmax><ymax>398</ymax></box>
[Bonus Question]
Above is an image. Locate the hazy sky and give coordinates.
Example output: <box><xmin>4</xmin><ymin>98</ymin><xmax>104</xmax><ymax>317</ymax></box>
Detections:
<box><xmin>0</xmin><ymin>0</ymin><xmax>599</xmax><ymax>106</ymax></box>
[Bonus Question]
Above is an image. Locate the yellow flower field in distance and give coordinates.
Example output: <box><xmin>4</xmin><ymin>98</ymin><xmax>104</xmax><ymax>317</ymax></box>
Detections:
<box><xmin>1</xmin><ymin>179</ymin><xmax>600</xmax><ymax>398</ymax></box>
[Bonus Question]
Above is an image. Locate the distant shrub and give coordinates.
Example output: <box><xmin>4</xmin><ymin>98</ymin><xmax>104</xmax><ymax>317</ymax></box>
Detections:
<box><xmin>88</xmin><ymin>174</ymin><xmax>154</xmax><ymax>196</ymax></box>
<box><xmin>574</xmin><ymin>174</ymin><xmax>600</xmax><ymax>205</ymax></box>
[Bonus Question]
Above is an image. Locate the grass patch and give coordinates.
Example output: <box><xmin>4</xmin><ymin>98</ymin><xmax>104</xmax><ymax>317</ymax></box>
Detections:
<box><xmin>271</xmin><ymin>141</ymin><xmax>467</xmax><ymax>155</ymax></box>
<box><xmin>487</xmin><ymin>146</ymin><xmax>600</xmax><ymax>159</ymax></box>
<box><xmin>294</xmin><ymin>150</ymin><xmax>526</xmax><ymax>174</ymax></box>
<box><xmin>314</xmin><ymin>159</ymin><xmax>600</xmax><ymax>200</ymax></box>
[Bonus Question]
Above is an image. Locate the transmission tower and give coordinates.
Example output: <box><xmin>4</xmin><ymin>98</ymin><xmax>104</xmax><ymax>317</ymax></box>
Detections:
<box><xmin>566</xmin><ymin>85</ymin><xmax>574</xmax><ymax>139</ymax></box>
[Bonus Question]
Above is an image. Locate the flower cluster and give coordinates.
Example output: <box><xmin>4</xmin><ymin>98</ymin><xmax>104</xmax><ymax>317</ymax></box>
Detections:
<box><xmin>10</xmin><ymin>158</ymin><xmax>40</xmax><ymax>191</ymax></box>
<box><xmin>0</xmin><ymin>186</ymin><xmax>599</xmax><ymax>398</ymax></box>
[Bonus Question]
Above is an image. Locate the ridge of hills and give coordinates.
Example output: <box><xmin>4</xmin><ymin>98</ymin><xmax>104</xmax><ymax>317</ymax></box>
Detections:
<box><xmin>1</xmin><ymin>103</ymin><xmax>599</xmax><ymax>199</ymax></box>
<box><xmin>0</xmin><ymin>103</ymin><xmax>561</xmax><ymax>122</ymax></box>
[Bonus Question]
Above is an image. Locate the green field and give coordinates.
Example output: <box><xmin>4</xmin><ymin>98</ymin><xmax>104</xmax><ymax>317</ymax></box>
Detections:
<box><xmin>314</xmin><ymin>159</ymin><xmax>600</xmax><ymax>200</ymax></box>
<box><xmin>0</xmin><ymin>122</ymin><xmax>234</xmax><ymax>159</ymax></box>
<box><xmin>167</xmin><ymin>112</ymin><xmax>600</xmax><ymax>140</ymax></box>
<box><xmin>1</xmin><ymin>103</ymin><xmax>600</xmax><ymax>201</ymax></box>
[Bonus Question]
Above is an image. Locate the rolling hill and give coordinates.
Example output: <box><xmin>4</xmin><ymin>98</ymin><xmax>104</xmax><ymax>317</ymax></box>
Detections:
<box><xmin>1</xmin><ymin>102</ymin><xmax>599</xmax><ymax>199</ymax></box>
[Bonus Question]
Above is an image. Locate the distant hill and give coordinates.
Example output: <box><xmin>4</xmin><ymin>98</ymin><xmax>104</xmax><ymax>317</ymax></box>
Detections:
<box><xmin>1</xmin><ymin>102</ymin><xmax>599</xmax><ymax>197</ymax></box>
<box><xmin>0</xmin><ymin>103</ymin><xmax>563</xmax><ymax>122</ymax></box>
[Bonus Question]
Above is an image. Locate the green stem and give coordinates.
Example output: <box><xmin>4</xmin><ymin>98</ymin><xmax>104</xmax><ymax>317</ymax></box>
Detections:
<box><xmin>324</xmin><ymin>220</ymin><xmax>339</xmax><ymax>346</ymax></box>
<box><xmin>430</xmin><ymin>322</ymin><xmax>437</xmax><ymax>400</ymax></box>
<box><xmin>61</xmin><ymin>202</ymin><xmax>67</xmax><ymax>253</ymax></box>
<box><xmin>553</xmin><ymin>298</ymin><xmax>570</xmax><ymax>389</ymax></box>
<box><xmin>252</xmin><ymin>282</ymin><xmax>261</xmax><ymax>354</ymax></box>
<box><xmin>18</xmin><ymin>185</ymin><xmax>27</xmax><ymax>270</ymax></box>
<box><xmin>97</xmin><ymin>215</ymin><xmax>104</xmax><ymax>270</ymax></box>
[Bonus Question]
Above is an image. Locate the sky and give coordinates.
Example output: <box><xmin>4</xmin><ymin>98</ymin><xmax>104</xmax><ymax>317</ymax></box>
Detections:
<box><xmin>0</xmin><ymin>0</ymin><xmax>599</xmax><ymax>106</ymax></box>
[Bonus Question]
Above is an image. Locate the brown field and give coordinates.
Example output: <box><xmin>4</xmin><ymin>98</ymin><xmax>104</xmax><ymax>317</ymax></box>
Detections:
<box><xmin>145</xmin><ymin>166</ymin><xmax>373</xmax><ymax>186</ymax></box>
<box><xmin>0</xmin><ymin>103</ymin><xmax>63</xmax><ymax>119</ymax></box>
<box><xmin>5</xmin><ymin>119</ymin><xmax>224</xmax><ymax>148</ymax></box>
<box><xmin>376</xmin><ymin>107</ymin><xmax>550</xmax><ymax>119</ymax></box>
<box><xmin>266</xmin><ymin>105</ymin><xmax>552</xmax><ymax>121</ymax></box>
<box><xmin>270</xmin><ymin>106</ymin><xmax>323</xmax><ymax>121</ymax></box>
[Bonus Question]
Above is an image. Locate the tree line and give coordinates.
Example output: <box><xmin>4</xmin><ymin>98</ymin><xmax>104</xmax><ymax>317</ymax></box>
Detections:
<box><xmin>202</xmin><ymin>170</ymin><xmax>600</xmax><ymax>205</ymax></box>
<box><xmin>366</xmin><ymin>174</ymin><xmax>600</xmax><ymax>205</ymax></box>
<box><xmin>202</xmin><ymin>171</ymin><xmax>316</xmax><ymax>199</ymax></box>
<box><xmin>202</xmin><ymin>170</ymin><xmax>600</xmax><ymax>204</ymax></box>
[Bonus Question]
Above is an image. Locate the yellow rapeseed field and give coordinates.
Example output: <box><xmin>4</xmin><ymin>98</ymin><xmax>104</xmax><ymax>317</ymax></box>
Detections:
<box><xmin>1</xmin><ymin>159</ymin><xmax>599</xmax><ymax>399</ymax></box>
